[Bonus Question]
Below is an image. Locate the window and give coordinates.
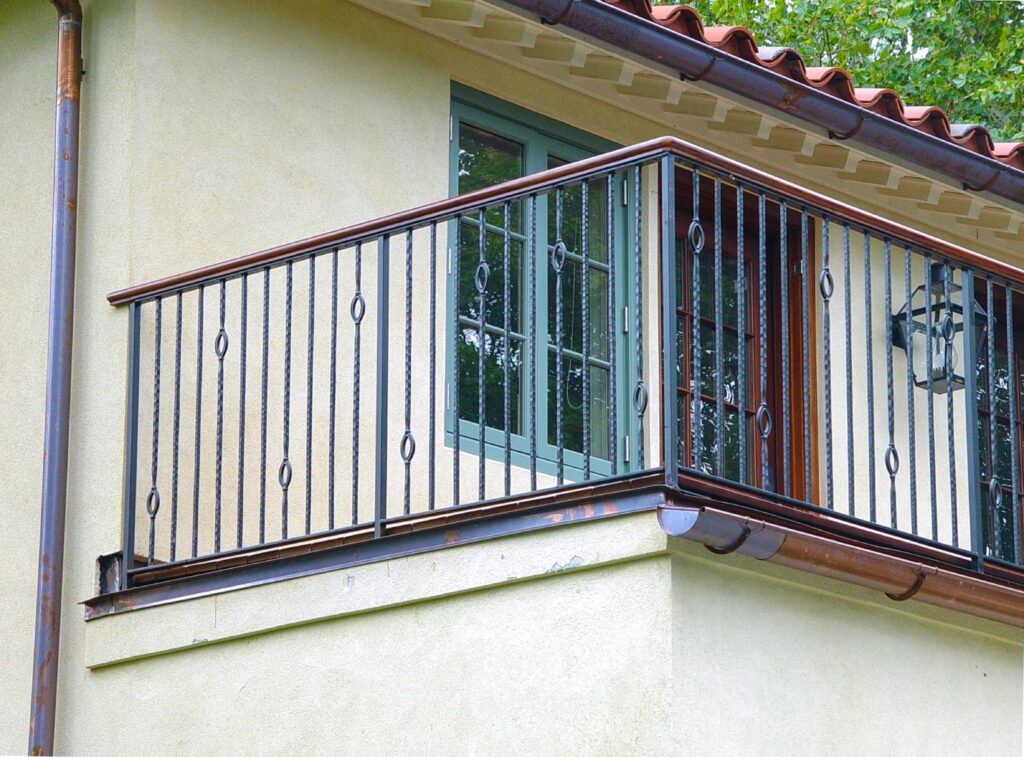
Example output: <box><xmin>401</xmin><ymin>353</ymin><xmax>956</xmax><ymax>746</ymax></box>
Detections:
<box><xmin>675</xmin><ymin>173</ymin><xmax>816</xmax><ymax>498</ymax></box>
<box><xmin>976</xmin><ymin>293</ymin><xmax>1024</xmax><ymax>561</ymax></box>
<box><xmin>447</xmin><ymin>86</ymin><xmax>635</xmax><ymax>478</ymax></box>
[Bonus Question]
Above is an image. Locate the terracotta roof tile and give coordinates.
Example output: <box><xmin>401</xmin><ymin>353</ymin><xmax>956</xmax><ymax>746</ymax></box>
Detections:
<box><xmin>600</xmin><ymin>1</ymin><xmax>1024</xmax><ymax>170</ymax></box>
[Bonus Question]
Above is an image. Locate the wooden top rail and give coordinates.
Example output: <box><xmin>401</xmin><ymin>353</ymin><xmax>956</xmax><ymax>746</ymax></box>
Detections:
<box><xmin>108</xmin><ymin>135</ymin><xmax>1024</xmax><ymax>305</ymax></box>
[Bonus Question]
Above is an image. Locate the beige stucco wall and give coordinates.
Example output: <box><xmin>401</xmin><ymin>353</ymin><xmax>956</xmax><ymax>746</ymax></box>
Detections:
<box><xmin>1</xmin><ymin>0</ymin><xmax>1022</xmax><ymax>754</ymax></box>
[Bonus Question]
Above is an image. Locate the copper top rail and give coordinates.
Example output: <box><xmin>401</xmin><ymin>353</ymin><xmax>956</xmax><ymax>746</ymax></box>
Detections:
<box><xmin>108</xmin><ymin>135</ymin><xmax>1023</xmax><ymax>305</ymax></box>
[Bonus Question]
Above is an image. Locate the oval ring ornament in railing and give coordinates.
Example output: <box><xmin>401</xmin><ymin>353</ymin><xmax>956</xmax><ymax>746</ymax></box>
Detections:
<box><xmin>145</xmin><ymin>486</ymin><xmax>161</xmax><ymax>517</ymax></box>
<box><xmin>818</xmin><ymin>268</ymin><xmax>835</xmax><ymax>302</ymax></box>
<box><xmin>278</xmin><ymin>458</ymin><xmax>293</xmax><ymax>490</ymax></box>
<box><xmin>632</xmin><ymin>380</ymin><xmax>649</xmax><ymax>416</ymax></box>
<box><xmin>989</xmin><ymin>477</ymin><xmax>1003</xmax><ymax>508</ymax></box>
<box><xmin>400</xmin><ymin>430</ymin><xmax>416</xmax><ymax>464</ymax></box>
<box><xmin>349</xmin><ymin>291</ymin><xmax>366</xmax><ymax>324</ymax></box>
<box><xmin>884</xmin><ymin>443</ymin><xmax>900</xmax><ymax>477</ymax></box>
<box><xmin>474</xmin><ymin>260</ymin><xmax>490</xmax><ymax>293</ymax></box>
<box><xmin>756</xmin><ymin>402</ymin><xmax>773</xmax><ymax>439</ymax></box>
<box><xmin>941</xmin><ymin>312</ymin><xmax>956</xmax><ymax>345</ymax></box>
<box><xmin>687</xmin><ymin>218</ymin><xmax>705</xmax><ymax>254</ymax></box>
<box><xmin>214</xmin><ymin>328</ymin><xmax>229</xmax><ymax>359</ymax></box>
<box><xmin>550</xmin><ymin>240</ymin><xmax>568</xmax><ymax>274</ymax></box>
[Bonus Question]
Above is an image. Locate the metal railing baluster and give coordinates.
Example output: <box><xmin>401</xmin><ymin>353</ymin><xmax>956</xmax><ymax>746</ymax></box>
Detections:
<box><xmin>924</xmin><ymin>254</ymin><xmax>938</xmax><ymax>539</ymax></box>
<box><xmin>237</xmin><ymin>274</ymin><xmax>248</xmax><ymax>548</ymax></box>
<box><xmin>713</xmin><ymin>177</ymin><xmax>724</xmax><ymax>478</ymax></box>
<box><xmin>402</xmin><ymin>229</ymin><xmax>415</xmax><ymax>515</ymax></box>
<box><xmin>476</xmin><ymin>209</ymin><xmax>488</xmax><ymax>498</ymax></box>
<box><xmin>528</xmin><ymin>198</ymin><xmax>538</xmax><ymax>489</ymax></box>
<box><xmin>1007</xmin><ymin>286</ymin><xmax>1023</xmax><ymax>564</ymax></box>
<box><xmin>452</xmin><ymin>223</ymin><xmax>461</xmax><ymax>506</ymax></box>
<box><xmin>863</xmin><ymin>233</ymin><xmax>877</xmax><ymax>523</ymax></box>
<box><xmin>944</xmin><ymin>263</ymin><xmax>959</xmax><ymax>546</ymax></box>
<box><xmin>757</xmin><ymin>192</ymin><xmax>770</xmax><ymax>490</ymax></box>
<box><xmin>902</xmin><ymin>246</ymin><xmax>918</xmax><ymax>535</ymax></box>
<box><xmin>259</xmin><ymin>269</ymin><xmax>269</xmax><ymax>544</ymax></box>
<box><xmin>280</xmin><ymin>263</ymin><xmax>293</xmax><ymax>540</ymax></box>
<box><xmin>800</xmin><ymin>210</ymin><xmax>812</xmax><ymax>502</ymax></box>
<box><xmin>170</xmin><ymin>292</ymin><xmax>182</xmax><ymax>560</ymax></box>
<box><xmin>736</xmin><ymin>184</ymin><xmax>747</xmax><ymax>486</ymax></box>
<box><xmin>503</xmin><ymin>202</ymin><xmax>513</xmax><ymax>493</ymax></box>
<box><xmin>352</xmin><ymin>243</ymin><xmax>364</xmax><ymax>523</ymax></box>
<box><xmin>607</xmin><ymin>174</ymin><xmax>618</xmax><ymax>476</ymax></box>
<box><xmin>883</xmin><ymin>239</ymin><xmax>898</xmax><ymax>528</ymax></box>
<box><xmin>780</xmin><ymin>201</ymin><xmax>791</xmax><ymax>498</ymax></box>
<box><xmin>304</xmin><ymin>257</ymin><xmax>315</xmax><ymax>534</ymax></box>
<box><xmin>374</xmin><ymin>236</ymin><xmax>390</xmax><ymax>537</ymax></box>
<box><xmin>633</xmin><ymin>166</ymin><xmax>646</xmax><ymax>469</ymax></box>
<box><xmin>843</xmin><ymin>224</ymin><xmax>855</xmax><ymax>515</ymax></box>
<box><xmin>191</xmin><ymin>286</ymin><xmax>205</xmax><ymax>558</ymax></box>
<box><xmin>690</xmin><ymin>169</ymin><xmax>703</xmax><ymax>470</ymax></box>
<box><xmin>328</xmin><ymin>251</ymin><xmax>338</xmax><ymax>530</ymax></box>
<box><xmin>120</xmin><ymin>302</ymin><xmax>141</xmax><ymax>589</ymax></box>
<box><xmin>215</xmin><ymin>280</ymin><xmax>227</xmax><ymax>552</ymax></box>
<box><xmin>661</xmin><ymin>156</ymin><xmax>679</xmax><ymax>487</ymax></box>
<box><xmin>581</xmin><ymin>183</ymin><xmax>592</xmax><ymax>481</ymax></box>
<box><xmin>554</xmin><ymin>190</ymin><xmax>565</xmax><ymax>485</ymax></box>
<box><xmin>986</xmin><ymin>277</ymin><xmax>999</xmax><ymax>558</ymax></box>
<box><xmin>820</xmin><ymin>217</ymin><xmax>834</xmax><ymax>509</ymax></box>
<box><xmin>428</xmin><ymin>223</ymin><xmax>437</xmax><ymax>511</ymax></box>
<box><xmin>146</xmin><ymin>298</ymin><xmax>162</xmax><ymax>565</ymax></box>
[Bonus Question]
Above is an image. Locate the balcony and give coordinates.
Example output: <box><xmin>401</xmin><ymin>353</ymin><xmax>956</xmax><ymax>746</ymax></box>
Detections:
<box><xmin>98</xmin><ymin>137</ymin><xmax>1024</xmax><ymax>617</ymax></box>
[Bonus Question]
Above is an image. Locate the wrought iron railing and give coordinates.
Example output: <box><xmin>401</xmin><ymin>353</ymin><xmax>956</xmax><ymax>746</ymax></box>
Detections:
<box><xmin>111</xmin><ymin>137</ymin><xmax>1024</xmax><ymax>589</ymax></box>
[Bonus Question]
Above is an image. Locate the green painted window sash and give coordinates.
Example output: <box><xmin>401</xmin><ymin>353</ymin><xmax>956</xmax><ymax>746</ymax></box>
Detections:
<box><xmin>444</xmin><ymin>83</ymin><xmax>643</xmax><ymax>483</ymax></box>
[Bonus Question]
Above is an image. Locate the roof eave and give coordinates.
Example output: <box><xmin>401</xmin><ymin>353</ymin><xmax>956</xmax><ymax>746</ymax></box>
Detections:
<box><xmin>500</xmin><ymin>0</ymin><xmax>1024</xmax><ymax>207</ymax></box>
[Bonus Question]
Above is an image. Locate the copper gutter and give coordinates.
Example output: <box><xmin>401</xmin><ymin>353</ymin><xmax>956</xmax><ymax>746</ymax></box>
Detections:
<box><xmin>109</xmin><ymin>134</ymin><xmax>1024</xmax><ymax>306</ymax></box>
<box><xmin>29</xmin><ymin>2</ymin><xmax>83</xmax><ymax>754</ymax></box>
<box><xmin>659</xmin><ymin>505</ymin><xmax>1024</xmax><ymax>628</ymax></box>
<box><xmin>502</xmin><ymin>0</ymin><xmax>1024</xmax><ymax>207</ymax></box>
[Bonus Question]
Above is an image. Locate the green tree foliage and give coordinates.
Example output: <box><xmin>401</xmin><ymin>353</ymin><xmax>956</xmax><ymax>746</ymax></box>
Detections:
<box><xmin>657</xmin><ymin>0</ymin><xmax>1024</xmax><ymax>141</ymax></box>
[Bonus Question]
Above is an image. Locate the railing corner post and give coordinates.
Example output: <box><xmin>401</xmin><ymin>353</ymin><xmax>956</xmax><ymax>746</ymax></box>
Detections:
<box><xmin>960</xmin><ymin>269</ymin><xmax>985</xmax><ymax>571</ymax></box>
<box><xmin>374</xmin><ymin>235</ymin><xmax>391</xmax><ymax>538</ymax></box>
<box><xmin>659</xmin><ymin>154</ymin><xmax>679</xmax><ymax>489</ymax></box>
<box><xmin>120</xmin><ymin>301</ymin><xmax>142</xmax><ymax>590</ymax></box>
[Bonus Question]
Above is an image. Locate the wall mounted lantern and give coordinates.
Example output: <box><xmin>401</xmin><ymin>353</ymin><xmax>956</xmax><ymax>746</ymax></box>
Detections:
<box><xmin>891</xmin><ymin>262</ymin><xmax>986</xmax><ymax>394</ymax></box>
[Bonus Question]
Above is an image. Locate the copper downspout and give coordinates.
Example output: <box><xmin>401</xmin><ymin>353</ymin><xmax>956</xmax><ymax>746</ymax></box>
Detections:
<box><xmin>29</xmin><ymin>1</ymin><xmax>83</xmax><ymax>754</ymax></box>
<box><xmin>659</xmin><ymin>506</ymin><xmax>1024</xmax><ymax>628</ymax></box>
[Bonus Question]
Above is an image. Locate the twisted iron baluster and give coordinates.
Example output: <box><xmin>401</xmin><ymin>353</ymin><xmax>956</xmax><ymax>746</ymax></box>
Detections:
<box><xmin>237</xmin><ymin>274</ymin><xmax>248</xmax><ymax>548</ymax></box>
<box><xmin>170</xmin><ymin>293</ymin><xmax>182</xmax><ymax>561</ymax></box>
<box><xmin>903</xmin><ymin>246</ymin><xmax>918</xmax><ymax>534</ymax></box>
<box><xmin>402</xmin><ymin>229</ymin><xmax>415</xmax><ymax>514</ymax></box>
<box><xmin>259</xmin><ymin>268</ymin><xmax>270</xmax><ymax>544</ymax></box>
<box><xmin>191</xmin><ymin>286</ymin><xmax>205</xmax><ymax>558</ymax></box>
<box><xmin>280</xmin><ymin>262</ymin><xmax>293</xmax><ymax>539</ymax></box>
<box><xmin>146</xmin><ymin>298</ymin><xmax>162</xmax><ymax>565</ymax></box>
<box><xmin>352</xmin><ymin>243</ymin><xmax>364</xmax><ymax>522</ymax></box>
<box><xmin>305</xmin><ymin>257</ymin><xmax>315</xmax><ymax>534</ymax></box>
<box><xmin>820</xmin><ymin>218</ymin><xmax>834</xmax><ymax>508</ymax></box>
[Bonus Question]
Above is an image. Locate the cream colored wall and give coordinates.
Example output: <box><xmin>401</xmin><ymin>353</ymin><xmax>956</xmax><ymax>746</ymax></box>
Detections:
<box><xmin>668</xmin><ymin>540</ymin><xmax>1023</xmax><ymax>755</ymax></box>
<box><xmin>1</xmin><ymin>0</ymin><xmax>1022</xmax><ymax>753</ymax></box>
<box><xmin>0</xmin><ymin>1</ymin><xmax>55</xmax><ymax>745</ymax></box>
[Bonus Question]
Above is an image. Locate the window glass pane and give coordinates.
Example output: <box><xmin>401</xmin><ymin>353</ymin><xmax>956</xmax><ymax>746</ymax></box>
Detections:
<box><xmin>547</xmin><ymin>258</ymin><xmax>608</xmax><ymax>359</ymax></box>
<box><xmin>547</xmin><ymin>355</ymin><xmax>610</xmax><ymax>459</ymax></box>
<box><xmin>457</xmin><ymin>327</ymin><xmax>523</xmax><ymax>434</ymax></box>
<box><xmin>458</xmin><ymin>220</ymin><xmax>523</xmax><ymax>334</ymax></box>
<box><xmin>458</xmin><ymin>123</ymin><xmax>524</xmax><ymax>229</ymax></box>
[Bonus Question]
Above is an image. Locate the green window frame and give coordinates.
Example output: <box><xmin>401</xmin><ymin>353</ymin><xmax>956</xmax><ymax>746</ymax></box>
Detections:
<box><xmin>445</xmin><ymin>83</ymin><xmax>640</xmax><ymax>481</ymax></box>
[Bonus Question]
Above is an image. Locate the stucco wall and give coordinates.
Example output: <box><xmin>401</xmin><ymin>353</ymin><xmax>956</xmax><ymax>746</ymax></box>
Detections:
<box><xmin>1</xmin><ymin>0</ymin><xmax>1022</xmax><ymax>754</ymax></box>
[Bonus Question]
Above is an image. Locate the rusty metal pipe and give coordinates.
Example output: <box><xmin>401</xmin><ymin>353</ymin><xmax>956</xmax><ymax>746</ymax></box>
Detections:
<box><xmin>502</xmin><ymin>0</ymin><xmax>1024</xmax><ymax>206</ymax></box>
<box><xmin>29</xmin><ymin>1</ymin><xmax>83</xmax><ymax>754</ymax></box>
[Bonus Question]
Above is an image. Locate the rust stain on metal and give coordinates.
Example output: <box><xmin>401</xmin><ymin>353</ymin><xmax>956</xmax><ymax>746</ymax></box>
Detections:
<box><xmin>444</xmin><ymin>529</ymin><xmax>460</xmax><ymax>545</ymax></box>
